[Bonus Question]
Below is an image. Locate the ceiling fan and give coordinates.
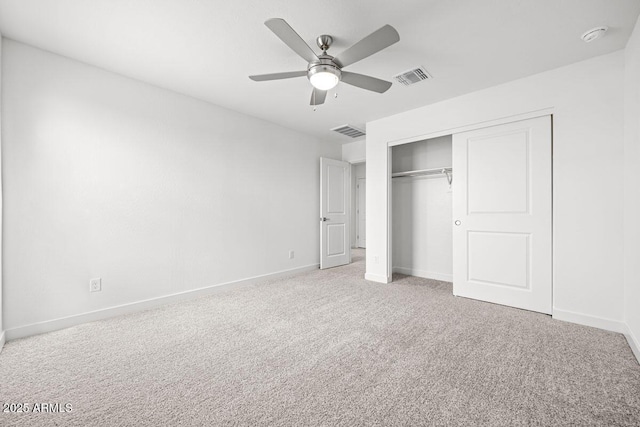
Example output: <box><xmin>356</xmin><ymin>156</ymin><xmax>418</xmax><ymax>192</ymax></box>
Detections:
<box><xmin>249</xmin><ymin>18</ymin><xmax>400</xmax><ymax>106</ymax></box>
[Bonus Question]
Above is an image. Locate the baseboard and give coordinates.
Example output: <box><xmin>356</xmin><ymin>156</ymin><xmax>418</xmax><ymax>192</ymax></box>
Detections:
<box><xmin>5</xmin><ymin>263</ymin><xmax>319</xmax><ymax>341</ymax></box>
<box><xmin>392</xmin><ymin>267</ymin><xmax>453</xmax><ymax>282</ymax></box>
<box><xmin>624</xmin><ymin>326</ymin><xmax>640</xmax><ymax>365</ymax></box>
<box><xmin>552</xmin><ymin>309</ymin><xmax>640</xmax><ymax>364</ymax></box>
<box><xmin>365</xmin><ymin>273</ymin><xmax>391</xmax><ymax>283</ymax></box>
<box><xmin>552</xmin><ymin>308</ymin><xmax>627</xmax><ymax>334</ymax></box>
<box><xmin>0</xmin><ymin>330</ymin><xmax>5</xmax><ymax>354</ymax></box>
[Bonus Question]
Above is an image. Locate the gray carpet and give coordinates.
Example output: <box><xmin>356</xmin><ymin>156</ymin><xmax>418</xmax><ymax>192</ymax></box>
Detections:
<box><xmin>1</xmin><ymin>249</ymin><xmax>639</xmax><ymax>426</ymax></box>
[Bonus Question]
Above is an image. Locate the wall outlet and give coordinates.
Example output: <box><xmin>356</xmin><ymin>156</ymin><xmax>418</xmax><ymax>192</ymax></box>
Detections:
<box><xmin>89</xmin><ymin>278</ymin><xmax>102</xmax><ymax>293</ymax></box>
<box><xmin>374</xmin><ymin>256</ymin><xmax>379</xmax><ymax>264</ymax></box>
<box><xmin>289</xmin><ymin>250</ymin><xmax>295</xmax><ymax>259</ymax></box>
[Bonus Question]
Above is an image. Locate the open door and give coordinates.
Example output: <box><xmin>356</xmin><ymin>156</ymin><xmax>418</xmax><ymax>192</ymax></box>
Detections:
<box><xmin>320</xmin><ymin>158</ymin><xmax>351</xmax><ymax>269</ymax></box>
<box><xmin>452</xmin><ymin>116</ymin><xmax>552</xmax><ymax>314</ymax></box>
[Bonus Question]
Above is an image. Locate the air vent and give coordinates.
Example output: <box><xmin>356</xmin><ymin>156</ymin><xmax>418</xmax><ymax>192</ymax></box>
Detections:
<box><xmin>393</xmin><ymin>66</ymin><xmax>432</xmax><ymax>86</ymax></box>
<box><xmin>331</xmin><ymin>124</ymin><xmax>366</xmax><ymax>138</ymax></box>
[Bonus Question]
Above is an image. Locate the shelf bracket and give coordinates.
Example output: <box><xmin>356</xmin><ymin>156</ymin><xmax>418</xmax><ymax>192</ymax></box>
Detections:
<box><xmin>443</xmin><ymin>169</ymin><xmax>453</xmax><ymax>186</ymax></box>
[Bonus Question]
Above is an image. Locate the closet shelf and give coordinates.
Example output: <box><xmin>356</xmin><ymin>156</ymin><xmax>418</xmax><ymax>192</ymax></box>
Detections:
<box><xmin>391</xmin><ymin>167</ymin><xmax>453</xmax><ymax>184</ymax></box>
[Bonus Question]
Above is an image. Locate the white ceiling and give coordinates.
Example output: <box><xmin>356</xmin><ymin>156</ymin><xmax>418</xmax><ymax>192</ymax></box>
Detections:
<box><xmin>0</xmin><ymin>0</ymin><xmax>639</xmax><ymax>143</ymax></box>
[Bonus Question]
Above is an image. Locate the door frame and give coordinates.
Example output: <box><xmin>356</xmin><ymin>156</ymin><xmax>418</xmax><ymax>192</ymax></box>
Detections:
<box><xmin>349</xmin><ymin>161</ymin><xmax>366</xmax><ymax>250</ymax></box>
<box><xmin>386</xmin><ymin>108</ymin><xmax>554</xmax><ymax>304</ymax></box>
<box><xmin>356</xmin><ymin>177</ymin><xmax>366</xmax><ymax>248</ymax></box>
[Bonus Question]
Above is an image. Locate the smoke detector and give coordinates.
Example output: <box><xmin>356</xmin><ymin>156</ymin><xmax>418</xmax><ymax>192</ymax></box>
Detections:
<box><xmin>581</xmin><ymin>26</ymin><xmax>608</xmax><ymax>43</ymax></box>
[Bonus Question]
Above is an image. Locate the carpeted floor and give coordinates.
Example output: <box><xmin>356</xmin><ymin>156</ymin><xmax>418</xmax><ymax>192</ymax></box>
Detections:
<box><xmin>1</xmin><ymin>249</ymin><xmax>639</xmax><ymax>426</ymax></box>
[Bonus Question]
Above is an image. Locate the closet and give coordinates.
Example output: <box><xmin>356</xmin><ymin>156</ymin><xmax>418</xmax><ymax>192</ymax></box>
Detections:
<box><xmin>391</xmin><ymin>135</ymin><xmax>453</xmax><ymax>282</ymax></box>
<box><xmin>389</xmin><ymin>116</ymin><xmax>552</xmax><ymax>315</ymax></box>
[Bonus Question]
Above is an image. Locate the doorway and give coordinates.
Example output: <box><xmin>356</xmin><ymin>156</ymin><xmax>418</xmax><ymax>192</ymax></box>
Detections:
<box><xmin>391</xmin><ymin>135</ymin><xmax>453</xmax><ymax>282</ymax></box>
<box><xmin>357</xmin><ymin>177</ymin><xmax>366</xmax><ymax>248</ymax></box>
<box><xmin>351</xmin><ymin>163</ymin><xmax>366</xmax><ymax>249</ymax></box>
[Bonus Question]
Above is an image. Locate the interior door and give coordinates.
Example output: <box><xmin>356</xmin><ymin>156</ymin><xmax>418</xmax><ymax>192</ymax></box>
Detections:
<box><xmin>320</xmin><ymin>158</ymin><xmax>351</xmax><ymax>269</ymax></box>
<box><xmin>452</xmin><ymin>116</ymin><xmax>552</xmax><ymax>314</ymax></box>
<box><xmin>357</xmin><ymin>178</ymin><xmax>366</xmax><ymax>248</ymax></box>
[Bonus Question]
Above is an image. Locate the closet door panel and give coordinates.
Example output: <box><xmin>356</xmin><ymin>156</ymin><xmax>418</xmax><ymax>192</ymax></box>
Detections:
<box><xmin>467</xmin><ymin>130</ymin><xmax>529</xmax><ymax>214</ymax></box>
<box><xmin>452</xmin><ymin>115</ymin><xmax>552</xmax><ymax>314</ymax></box>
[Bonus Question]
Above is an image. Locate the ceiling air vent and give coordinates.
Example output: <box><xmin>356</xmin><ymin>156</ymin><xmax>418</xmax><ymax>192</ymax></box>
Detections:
<box><xmin>331</xmin><ymin>124</ymin><xmax>366</xmax><ymax>138</ymax></box>
<box><xmin>393</xmin><ymin>66</ymin><xmax>432</xmax><ymax>86</ymax></box>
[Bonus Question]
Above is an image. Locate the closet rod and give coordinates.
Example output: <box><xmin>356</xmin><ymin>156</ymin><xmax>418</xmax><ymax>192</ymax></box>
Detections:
<box><xmin>391</xmin><ymin>167</ymin><xmax>452</xmax><ymax>178</ymax></box>
<box><xmin>392</xmin><ymin>167</ymin><xmax>453</xmax><ymax>185</ymax></box>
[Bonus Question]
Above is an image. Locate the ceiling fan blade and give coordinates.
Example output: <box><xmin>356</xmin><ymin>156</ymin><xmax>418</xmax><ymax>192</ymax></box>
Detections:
<box><xmin>341</xmin><ymin>71</ymin><xmax>392</xmax><ymax>93</ymax></box>
<box><xmin>334</xmin><ymin>25</ymin><xmax>400</xmax><ymax>68</ymax></box>
<box><xmin>265</xmin><ymin>18</ymin><xmax>319</xmax><ymax>63</ymax></box>
<box><xmin>310</xmin><ymin>88</ymin><xmax>327</xmax><ymax>105</ymax></box>
<box><xmin>249</xmin><ymin>71</ymin><xmax>307</xmax><ymax>81</ymax></box>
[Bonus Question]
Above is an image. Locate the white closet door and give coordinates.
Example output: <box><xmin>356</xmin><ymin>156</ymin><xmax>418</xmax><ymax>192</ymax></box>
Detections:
<box><xmin>452</xmin><ymin>116</ymin><xmax>552</xmax><ymax>314</ymax></box>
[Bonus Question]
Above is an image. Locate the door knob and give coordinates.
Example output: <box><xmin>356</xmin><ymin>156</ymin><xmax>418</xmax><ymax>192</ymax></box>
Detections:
<box><xmin>455</xmin><ymin>220</ymin><xmax>461</xmax><ymax>226</ymax></box>
<box><xmin>320</xmin><ymin>217</ymin><xmax>329</xmax><ymax>222</ymax></box>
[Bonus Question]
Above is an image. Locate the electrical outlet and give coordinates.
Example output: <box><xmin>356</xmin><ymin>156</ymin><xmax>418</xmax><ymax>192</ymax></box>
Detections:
<box><xmin>289</xmin><ymin>250</ymin><xmax>295</xmax><ymax>259</ymax></box>
<box><xmin>89</xmin><ymin>278</ymin><xmax>102</xmax><ymax>293</ymax></box>
<box><xmin>374</xmin><ymin>256</ymin><xmax>379</xmax><ymax>264</ymax></box>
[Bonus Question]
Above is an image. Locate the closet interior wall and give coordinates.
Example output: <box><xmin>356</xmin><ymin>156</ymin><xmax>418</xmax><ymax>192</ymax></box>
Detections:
<box><xmin>392</xmin><ymin>135</ymin><xmax>453</xmax><ymax>282</ymax></box>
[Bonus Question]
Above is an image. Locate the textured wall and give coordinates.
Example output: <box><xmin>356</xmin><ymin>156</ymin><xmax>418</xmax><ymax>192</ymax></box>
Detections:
<box><xmin>624</xmin><ymin>15</ymin><xmax>640</xmax><ymax>357</ymax></box>
<box><xmin>0</xmin><ymin>34</ymin><xmax>4</xmax><ymax>346</ymax></box>
<box><xmin>2</xmin><ymin>39</ymin><xmax>341</xmax><ymax>331</ymax></box>
<box><xmin>366</xmin><ymin>51</ymin><xmax>625</xmax><ymax>325</ymax></box>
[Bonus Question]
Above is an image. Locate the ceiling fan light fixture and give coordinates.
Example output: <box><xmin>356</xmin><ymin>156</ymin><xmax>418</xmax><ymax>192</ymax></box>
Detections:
<box><xmin>310</xmin><ymin>72</ymin><xmax>339</xmax><ymax>90</ymax></box>
<box><xmin>308</xmin><ymin>64</ymin><xmax>341</xmax><ymax>91</ymax></box>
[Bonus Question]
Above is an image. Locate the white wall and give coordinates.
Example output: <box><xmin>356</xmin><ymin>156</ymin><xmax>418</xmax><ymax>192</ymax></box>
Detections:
<box><xmin>2</xmin><ymin>39</ymin><xmax>341</xmax><ymax>335</ymax></box>
<box><xmin>392</xmin><ymin>136</ymin><xmax>452</xmax><ymax>281</ymax></box>
<box><xmin>342</xmin><ymin>139</ymin><xmax>366</xmax><ymax>163</ymax></box>
<box><xmin>0</xmin><ymin>34</ymin><xmax>4</xmax><ymax>351</ymax></box>
<box><xmin>351</xmin><ymin>163</ymin><xmax>366</xmax><ymax>248</ymax></box>
<box><xmin>366</xmin><ymin>51</ymin><xmax>625</xmax><ymax>329</ymax></box>
<box><xmin>624</xmin><ymin>16</ymin><xmax>640</xmax><ymax>359</ymax></box>
<box><xmin>391</xmin><ymin>136</ymin><xmax>452</xmax><ymax>173</ymax></box>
